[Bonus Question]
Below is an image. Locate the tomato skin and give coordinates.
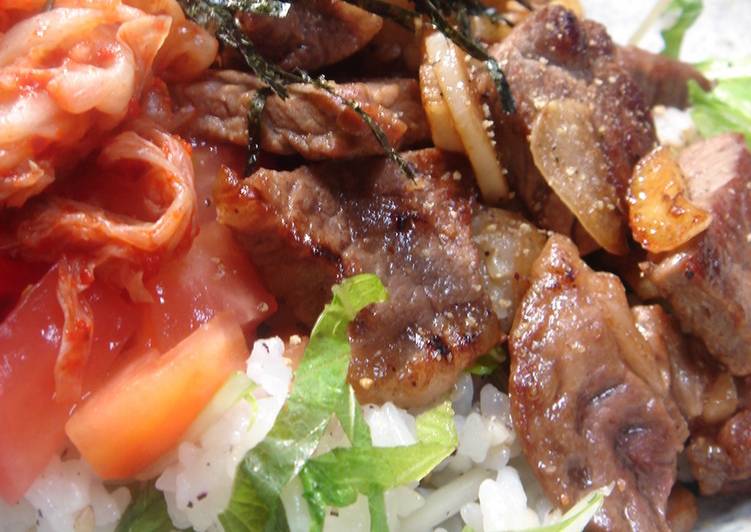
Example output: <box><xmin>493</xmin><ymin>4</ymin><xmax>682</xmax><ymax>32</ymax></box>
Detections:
<box><xmin>137</xmin><ymin>221</ymin><xmax>276</xmax><ymax>352</ymax></box>
<box><xmin>0</xmin><ymin>266</ymin><xmax>136</xmax><ymax>503</ymax></box>
<box><xmin>66</xmin><ymin>313</ymin><xmax>248</xmax><ymax>479</ymax></box>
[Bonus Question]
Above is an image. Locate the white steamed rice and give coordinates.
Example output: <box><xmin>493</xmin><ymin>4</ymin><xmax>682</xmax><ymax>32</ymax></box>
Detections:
<box><xmin>0</xmin><ymin>338</ymin><xmax>553</xmax><ymax>532</ymax></box>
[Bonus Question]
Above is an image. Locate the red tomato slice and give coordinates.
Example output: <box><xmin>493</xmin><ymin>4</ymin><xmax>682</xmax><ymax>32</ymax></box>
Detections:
<box><xmin>136</xmin><ymin>221</ymin><xmax>276</xmax><ymax>352</ymax></box>
<box><xmin>0</xmin><ymin>266</ymin><xmax>137</xmax><ymax>503</ymax></box>
<box><xmin>0</xmin><ymin>257</ymin><xmax>48</xmax><ymax>320</ymax></box>
<box><xmin>66</xmin><ymin>313</ymin><xmax>248</xmax><ymax>479</ymax></box>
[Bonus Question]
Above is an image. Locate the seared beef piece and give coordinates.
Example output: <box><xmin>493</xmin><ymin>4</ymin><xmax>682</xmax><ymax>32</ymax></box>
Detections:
<box><xmin>262</xmin><ymin>80</ymin><xmax>430</xmax><ymax>159</ymax></box>
<box><xmin>687</xmin><ymin>409</ymin><xmax>751</xmax><ymax>495</ymax></box>
<box><xmin>238</xmin><ymin>0</ymin><xmax>382</xmax><ymax>72</ymax></box>
<box><xmin>482</xmin><ymin>6</ymin><xmax>655</xmax><ymax>238</ymax></box>
<box><xmin>170</xmin><ymin>71</ymin><xmax>429</xmax><ymax>159</ymax></box>
<box><xmin>170</xmin><ymin>70</ymin><xmax>263</xmax><ymax>146</ymax></box>
<box><xmin>647</xmin><ymin>134</ymin><xmax>751</xmax><ymax>375</ymax></box>
<box><xmin>510</xmin><ymin>235</ymin><xmax>687</xmax><ymax>532</ymax></box>
<box><xmin>618</xmin><ymin>46</ymin><xmax>711</xmax><ymax>109</ymax></box>
<box><xmin>216</xmin><ymin>149</ymin><xmax>501</xmax><ymax>407</ymax></box>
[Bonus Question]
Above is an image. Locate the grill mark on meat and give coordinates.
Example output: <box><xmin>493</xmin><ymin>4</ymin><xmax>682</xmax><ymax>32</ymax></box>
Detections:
<box><xmin>510</xmin><ymin>235</ymin><xmax>686</xmax><ymax>532</ymax></box>
<box><xmin>215</xmin><ymin>149</ymin><xmax>500</xmax><ymax>407</ymax></box>
<box><xmin>480</xmin><ymin>5</ymin><xmax>655</xmax><ymax>245</ymax></box>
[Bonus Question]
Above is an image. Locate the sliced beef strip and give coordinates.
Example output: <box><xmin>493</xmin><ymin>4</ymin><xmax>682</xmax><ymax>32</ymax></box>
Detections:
<box><xmin>238</xmin><ymin>0</ymin><xmax>382</xmax><ymax>72</ymax></box>
<box><xmin>617</xmin><ymin>46</ymin><xmax>711</xmax><ymax>109</ymax></box>
<box><xmin>647</xmin><ymin>133</ymin><xmax>751</xmax><ymax>375</ymax></box>
<box><xmin>480</xmin><ymin>5</ymin><xmax>655</xmax><ymax>240</ymax></box>
<box><xmin>215</xmin><ymin>149</ymin><xmax>501</xmax><ymax>408</ymax></box>
<box><xmin>261</xmin><ymin>80</ymin><xmax>430</xmax><ymax>159</ymax></box>
<box><xmin>510</xmin><ymin>235</ymin><xmax>687</xmax><ymax>532</ymax></box>
<box><xmin>170</xmin><ymin>70</ymin><xmax>430</xmax><ymax>159</ymax></box>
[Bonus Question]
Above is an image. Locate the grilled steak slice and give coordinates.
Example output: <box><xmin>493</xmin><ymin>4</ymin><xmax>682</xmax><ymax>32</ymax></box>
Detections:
<box><xmin>170</xmin><ymin>70</ymin><xmax>263</xmax><ymax>146</ymax></box>
<box><xmin>510</xmin><ymin>235</ymin><xmax>687</xmax><ymax>532</ymax></box>
<box><xmin>647</xmin><ymin>134</ymin><xmax>751</xmax><ymax>375</ymax></box>
<box><xmin>238</xmin><ymin>0</ymin><xmax>382</xmax><ymax>72</ymax></box>
<box><xmin>216</xmin><ymin>149</ymin><xmax>501</xmax><ymax>407</ymax></box>
<box><xmin>618</xmin><ymin>46</ymin><xmax>711</xmax><ymax>109</ymax></box>
<box><xmin>170</xmin><ymin>71</ymin><xmax>429</xmax><ymax>159</ymax></box>
<box><xmin>482</xmin><ymin>5</ymin><xmax>655</xmax><ymax>239</ymax></box>
<box><xmin>261</xmin><ymin>80</ymin><xmax>429</xmax><ymax>159</ymax></box>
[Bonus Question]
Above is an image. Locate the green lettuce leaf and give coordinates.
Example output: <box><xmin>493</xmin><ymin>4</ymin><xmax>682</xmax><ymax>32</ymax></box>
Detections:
<box><xmin>300</xmin><ymin>401</ymin><xmax>457</xmax><ymax>530</ymax></box>
<box><xmin>219</xmin><ymin>274</ymin><xmax>388</xmax><ymax>532</ymax></box>
<box><xmin>688</xmin><ymin>77</ymin><xmax>751</xmax><ymax>149</ymax></box>
<box><xmin>115</xmin><ymin>483</ymin><xmax>173</xmax><ymax>532</ymax></box>
<box><xmin>660</xmin><ymin>0</ymin><xmax>703</xmax><ymax>59</ymax></box>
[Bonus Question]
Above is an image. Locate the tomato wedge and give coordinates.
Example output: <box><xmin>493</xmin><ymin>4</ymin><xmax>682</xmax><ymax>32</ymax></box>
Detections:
<box><xmin>0</xmin><ymin>266</ymin><xmax>136</xmax><ymax>503</ymax></box>
<box><xmin>66</xmin><ymin>313</ymin><xmax>248</xmax><ymax>479</ymax></box>
<box><xmin>136</xmin><ymin>221</ymin><xmax>276</xmax><ymax>352</ymax></box>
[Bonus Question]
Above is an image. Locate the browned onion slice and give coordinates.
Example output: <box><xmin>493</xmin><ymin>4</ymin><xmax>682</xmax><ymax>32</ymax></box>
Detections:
<box><xmin>419</xmin><ymin>63</ymin><xmax>464</xmax><ymax>152</ymax></box>
<box><xmin>530</xmin><ymin>98</ymin><xmax>628</xmax><ymax>255</ymax></box>
<box><xmin>628</xmin><ymin>146</ymin><xmax>712</xmax><ymax>253</ymax></box>
<box><xmin>424</xmin><ymin>32</ymin><xmax>510</xmax><ymax>202</ymax></box>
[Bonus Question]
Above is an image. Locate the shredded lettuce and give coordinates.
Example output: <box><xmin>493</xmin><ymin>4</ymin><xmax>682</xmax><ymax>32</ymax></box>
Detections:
<box><xmin>299</xmin><ymin>401</ymin><xmax>457</xmax><ymax>530</ymax></box>
<box><xmin>220</xmin><ymin>274</ymin><xmax>388</xmax><ymax>532</ymax></box>
<box><xmin>115</xmin><ymin>483</ymin><xmax>173</xmax><ymax>532</ymax></box>
<box><xmin>660</xmin><ymin>0</ymin><xmax>703</xmax><ymax>58</ymax></box>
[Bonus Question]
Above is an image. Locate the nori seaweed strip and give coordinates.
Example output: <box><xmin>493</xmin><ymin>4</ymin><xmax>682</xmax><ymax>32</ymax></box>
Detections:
<box><xmin>245</xmin><ymin>87</ymin><xmax>272</xmax><ymax>174</ymax></box>
<box><xmin>342</xmin><ymin>0</ymin><xmax>516</xmax><ymax>113</ymax></box>
<box><xmin>412</xmin><ymin>0</ymin><xmax>516</xmax><ymax>114</ymax></box>
<box><xmin>178</xmin><ymin>0</ymin><xmax>294</xmax><ymax>97</ymax></box>
<box><xmin>179</xmin><ymin>0</ymin><xmax>418</xmax><ymax>178</ymax></box>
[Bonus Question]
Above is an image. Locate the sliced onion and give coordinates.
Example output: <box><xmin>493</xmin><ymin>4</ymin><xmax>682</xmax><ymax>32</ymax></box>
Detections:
<box><xmin>530</xmin><ymin>99</ymin><xmax>628</xmax><ymax>255</ymax></box>
<box><xmin>424</xmin><ymin>32</ymin><xmax>509</xmax><ymax>202</ymax></box>
<box><xmin>628</xmin><ymin>146</ymin><xmax>712</xmax><ymax>253</ymax></box>
<box><xmin>419</xmin><ymin>63</ymin><xmax>463</xmax><ymax>152</ymax></box>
